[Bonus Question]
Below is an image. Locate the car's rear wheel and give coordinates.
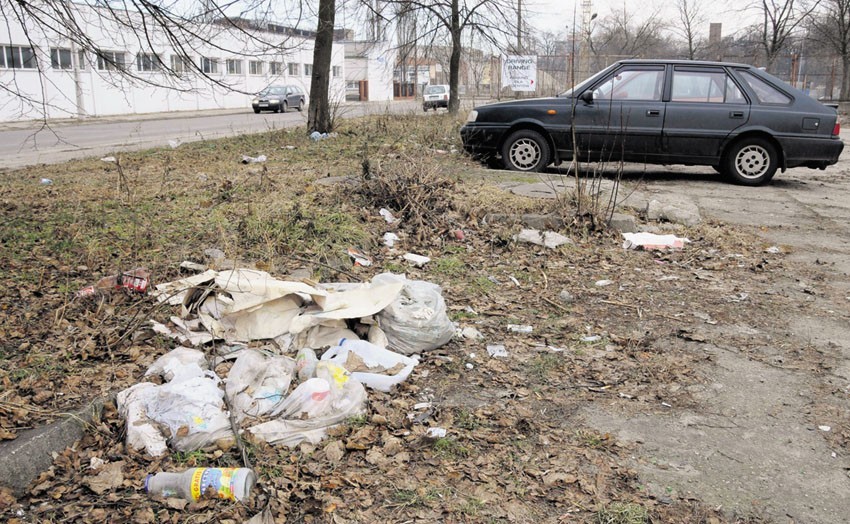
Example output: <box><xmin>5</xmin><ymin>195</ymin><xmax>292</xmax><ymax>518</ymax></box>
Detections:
<box><xmin>722</xmin><ymin>137</ymin><xmax>778</xmax><ymax>186</ymax></box>
<box><xmin>296</xmin><ymin>98</ymin><xmax>304</xmax><ymax>111</ymax></box>
<box><xmin>501</xmin><ymin>129</ymin><xmax>551</xmax><ymax>172</ymax></box>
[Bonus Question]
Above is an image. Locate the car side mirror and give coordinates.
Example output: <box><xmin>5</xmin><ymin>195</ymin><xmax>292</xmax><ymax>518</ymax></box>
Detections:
<box><xmin>579</xmin><ymin>90</ymin><xmax>594</xmax><ymax>104</ymax></box>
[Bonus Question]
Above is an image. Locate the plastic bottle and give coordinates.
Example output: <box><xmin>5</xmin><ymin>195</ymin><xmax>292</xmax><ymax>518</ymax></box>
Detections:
<box><xmin>145</xmin><ymin>467</ymin><xmax>255</xmax><ymax>502</ymax></box>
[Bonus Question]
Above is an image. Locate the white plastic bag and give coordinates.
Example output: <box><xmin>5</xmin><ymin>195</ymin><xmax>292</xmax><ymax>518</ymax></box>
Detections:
<box><xmin>116</xmin><ymin>383</ymin><xmax>168</xmax><ymax>457</ymax></box>
<box><xmin>321</xmin><ymin>338</ymin><xmax>418</xmax><ymax>392</ymax></box>
<box><xmin>145</xmin><ymin>373</ymin><xmax>234</xmax><ymax>451</ymax></box>
<box><xmin>373</xmin><ymin>274</ymin><xmax>455</xmax><ymax>355</ymax></box>
<box><xmin>145</xmin><ymin>347</ymin><xmax>208</xmax><ymax>382</ymax></box>
<box><xmin>295</xmin><ymin>347</ymin><xmax>318</xmax><ymax>382</ymax></box>
<box><xmin>225</xmin><ymin>350</ymin><xmax>295</xmax><ymax>422</ymax></box>
<box><xmin>249</xmin><ymin>362</ymin><xmax>367</xmax><ymax>447</ymax></box>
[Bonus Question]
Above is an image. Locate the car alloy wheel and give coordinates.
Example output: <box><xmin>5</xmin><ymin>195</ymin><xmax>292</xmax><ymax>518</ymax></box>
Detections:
<box><xmin>502</xmin><ymin>129</ymin><xmax>551</xmax><ymax>172</ymax></box>
<box><xmin>723</xmin><ymin>137</ymin><xmax>778</xmax><ymax>186</ymax></box>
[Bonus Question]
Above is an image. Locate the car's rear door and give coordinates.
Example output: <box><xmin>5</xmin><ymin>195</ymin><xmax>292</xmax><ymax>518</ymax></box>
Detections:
<box><xmin>572</xmin><ymin>64</ymin><xmax>666</xmax><ymax>162</ymax></box>
<box><xmin>662</xmin><ymin>66</ymin><xmax>750</xmax><ymax>163</ymax></box>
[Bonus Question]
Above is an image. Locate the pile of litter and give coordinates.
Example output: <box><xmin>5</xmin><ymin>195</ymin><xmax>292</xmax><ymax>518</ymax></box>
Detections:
<box><xmin>117</xmin><ymin>267</ymin><xmax>455</xmax><ymax>456</ymax></box>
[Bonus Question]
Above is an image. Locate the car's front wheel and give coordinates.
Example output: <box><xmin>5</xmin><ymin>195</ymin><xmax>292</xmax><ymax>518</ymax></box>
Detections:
<box><xmin>282</xmin><ymin>101</ymin><xmax>288</xmax><ymax>113</ymax></box>
<box><xmin>501</xmin><ymin>129</ymin><xmax>551</xmax><ymax>172</ymax></box>
<box><xmin>722</xmin><ymin>137</ymin><xmax>778</xmax><ymax>186</ymax></box>
<box><xmin>253</xmin><ymin>108</ymin><xmax>260</xmax><ymax>114</ymax></box>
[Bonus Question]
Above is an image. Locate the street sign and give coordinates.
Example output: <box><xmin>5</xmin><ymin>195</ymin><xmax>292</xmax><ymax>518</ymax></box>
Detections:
<box><xmin>502</xmin><ymin>55</ymin><xmax>537</xmax><ymax>92</ymax></box>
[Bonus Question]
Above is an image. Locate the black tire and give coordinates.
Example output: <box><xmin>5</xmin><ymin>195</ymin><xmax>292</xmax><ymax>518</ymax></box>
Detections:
<box><xmin>722</xmin><ymin>137</ymin><xmax>778</xmax><ymax>186</ymax></box>
<box><xmin>423</xmin><ymin>105</ymin><xmax>428</xmax><ymax>112</ymax></box>
<box><xmin>282</xmin><ymin>101</ymin><xmax>288</xmax><ymax>113</ymax></box>
<box><xmin>501</xmin><ymin>129</ymin><xmax>551</xmax><ymax>172</ymax></box>
<box><xmin>711</xmin><ymin>164</ymin><xmax>722</xmax><ymax>174</ymax></box>
<box><xmin>253</xmin><ymin>108</ymin><xmax>261</xmax><ymax>114</ymax></box>
<box><xmin>296</xmin><ymin>98</ymin><xmax>304</xmax><ymax>111</ymax></box>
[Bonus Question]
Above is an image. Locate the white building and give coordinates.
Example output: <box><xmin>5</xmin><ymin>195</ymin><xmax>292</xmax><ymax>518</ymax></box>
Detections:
<box><xmin>344</xmin><ymin>40</ymin><xmax>396</xmax><ymax>102</ymax></box>
<box><xmin>0</xmin><ymin>2</ymin><xmax>381</xmax><ymax>122</ymax></box>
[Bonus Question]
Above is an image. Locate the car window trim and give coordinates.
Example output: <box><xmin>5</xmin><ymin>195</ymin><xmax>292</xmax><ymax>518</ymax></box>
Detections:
<box><xmin>670</xmin><ymin>65</ymin><xmax>750</xmax><ymax>105</ymax></box>
<box><xmin>586</xmin><ymin>64</ymin><xmax>667</xmax><ymax>102</ymax></box>
<box><xmin>732</xmin><ymin>67</ymin><xmax>793</xmax><ymax>106</ymax></box>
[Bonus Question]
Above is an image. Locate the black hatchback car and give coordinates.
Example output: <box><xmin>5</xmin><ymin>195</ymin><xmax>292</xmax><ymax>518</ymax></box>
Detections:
<box><xmin>460</xmin><ymin>60</ymin><xmax>844</xmax><ymax>185</ymax></box>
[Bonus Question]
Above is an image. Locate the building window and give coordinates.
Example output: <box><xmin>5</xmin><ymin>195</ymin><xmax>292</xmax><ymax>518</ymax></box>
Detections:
<box><xmin>96</xmin><ymin>50</ymin><xmax>126</xmax><ymax>71</ymax></box>
<box><xmin>226</xmin><ymin>59</ymin><xmax>242</xmax><ymax>74</ymax></box>
<box><xmin>50</xmin><ymin>48</ymin><xmax>72</xmax><ymax>70</ymax></box>
<box><xmin>288</xmin><ymin>62</ymin><xmax>299</xmax><ymax>76</ymax></box>
<box><xmin>269</xmin><ymin>61</ymin><xmax>282</xmax><ymax>75</ymax></box>
<box><xmin>332</xmin><ymin>65</ymin><xmax>341</xmax><ymax>78</ymax></box>
<box><xmin>201</xmin><ymin>57</ymin><xmax>218</xmax><ymax>74</ymax></box>
<box><xmin>136</xmin><ymin>53</ymin><xmax>161</xmax><ymax>72</ymax></box>
<box><xmin>304</xmin><ymin>63</ymin><xmax>312</xmax><ymax>76</ymax></box>
<box><xmin>249</xmin><ymin>60</ymin><xmax>263</xmax><ymax>75</ymax></box>
<box><xmin>1</xmin><ymin>45</ymin><xmax>37</xmax><ymax>69</ymax></box>
<box><xmin>170</xmin><ymin>55</ymin><xmax>191</xmax><ymax>74</ymax></box>
<box><xmin>77</xmin><ymin>50</ymin><xmax>88</xmax><ymax>71</ymax></box>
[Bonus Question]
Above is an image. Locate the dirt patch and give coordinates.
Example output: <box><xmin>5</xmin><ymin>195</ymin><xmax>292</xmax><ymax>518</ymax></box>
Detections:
<box><xmin>0</xmin><ymin>115</ymin><xmax>847</xmax><ymax>523</ymax></box>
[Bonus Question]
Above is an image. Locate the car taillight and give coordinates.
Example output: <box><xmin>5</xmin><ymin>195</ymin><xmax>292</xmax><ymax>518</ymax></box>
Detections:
<box><xmin>443</xmin><ymin>94</ymin><xmax>448</xmax><ymax>100</ymax></box>
<box><xmin>833</xmin><ymin>122</ymin><xmax>841</xmax><ymax>136</ymax></box>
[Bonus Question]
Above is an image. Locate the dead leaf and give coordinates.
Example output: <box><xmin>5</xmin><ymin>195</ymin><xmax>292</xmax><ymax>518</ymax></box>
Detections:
<box><xmin>84</xmin><ymin>461</ymin><xmax>124</xmax><ymax>494</ymax></box>
<box><xmin>324</xmin><ymin>440</ymin><xmax>346</xmax><ymax>463</ymax></box>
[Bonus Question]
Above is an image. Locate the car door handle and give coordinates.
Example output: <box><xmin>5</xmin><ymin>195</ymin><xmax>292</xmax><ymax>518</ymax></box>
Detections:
<box><xmin>730</xmin><ymin>111</ymin><xmax>745</xmax><ymax>118</ymax></box>
<box><xmin>646</xmin><ymin>109</ymin><xmax>661</xmax><ymax>117</ymax></box>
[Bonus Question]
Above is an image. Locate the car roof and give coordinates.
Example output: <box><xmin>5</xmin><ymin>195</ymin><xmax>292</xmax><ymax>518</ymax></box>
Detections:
<box><xmin>617</xmin><ymin>59</ymin><xmax>753</xmax><ymax>68</ymax></box>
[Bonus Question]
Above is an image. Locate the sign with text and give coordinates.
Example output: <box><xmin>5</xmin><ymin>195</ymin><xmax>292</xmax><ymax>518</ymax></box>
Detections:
<box><xmin>502</xmin><ymin>55</ymin><xmax>537</xmax><ymax>92</ymax></box>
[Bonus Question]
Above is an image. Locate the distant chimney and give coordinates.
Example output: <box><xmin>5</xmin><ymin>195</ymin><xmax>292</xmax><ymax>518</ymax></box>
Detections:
<box><xmin>709</xmin><ymin>23</ymin><xmax>722</xmax><ymax>45</ymax></box>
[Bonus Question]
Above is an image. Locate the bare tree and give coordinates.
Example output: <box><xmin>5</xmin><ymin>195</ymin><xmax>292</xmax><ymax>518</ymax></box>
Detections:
<box><xmin>674</xmin><ymin>0</ymin><xmax>705</xmax><ymax>60</ymax></box>
<box><xmin>754</xmin><ymin>0</ymin><xmax>820</xmax><ymax>72</ymax></box>
<box><xmin>378</xmin><ymin>0</ymin><xmax>521</xmax><ymax>113</ymax></box>
<box><xmin>588</xmin><ymin>6</ymin><xmax>667</xmax><ymax>67</ymax></box>
<box><xmin>808</xmin><ymin>0</ymin><xmax>850</xmax><ymax>98</ymax></box>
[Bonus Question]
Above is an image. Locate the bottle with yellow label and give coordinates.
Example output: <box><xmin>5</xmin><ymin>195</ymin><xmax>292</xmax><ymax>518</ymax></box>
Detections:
<box><xmin>145</xmin><ymin>467</ymin><xmax>255</xmax><ymax>502</ymax></box>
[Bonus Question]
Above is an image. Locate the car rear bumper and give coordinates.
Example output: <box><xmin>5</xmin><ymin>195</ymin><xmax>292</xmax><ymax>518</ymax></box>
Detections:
<box><xmin>423</xmin><ymin>100</ymin><xmax>448</xmax><ymax>108</ymax></box>
<box><xmin>781</xmin><ymin>136</ymin><xmax>844</xmax><ymax>168</ymax></box>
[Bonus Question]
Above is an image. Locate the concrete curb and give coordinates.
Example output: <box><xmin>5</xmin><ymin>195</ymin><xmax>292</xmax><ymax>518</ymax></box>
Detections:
<box><xmin>0</xmin><ymin>400</ymin><xmax>104</xmax><ymax>496</ymax></box>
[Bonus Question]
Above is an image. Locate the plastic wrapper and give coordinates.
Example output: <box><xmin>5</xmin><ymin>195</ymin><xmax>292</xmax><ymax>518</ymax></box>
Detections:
<box><xmin>249</xmin><ymin>362</ymin><xmax>367</xmax><ymax>447</ymax></box>
<box><xmin>225</xmin><ymin>350</ymin><xmax>295</xmax><ymax>422</ymax></box>
<box><xmin>116</xmin><ymin>383</ymin><xmax>168</xmax><ymax>457</ymax></box>
<box><xmin>145</xmin><ymin>347</ymin><xmax>208</xmax><ymax>382</ymax></box>
<box><xmin>321</xmin><ymin>338</ymin><xmax>418</xmax><ymax>392</ymax></box>
<box><xmin>295</xmin><ymin>347</ymin><xmax>318</xmax><ymax>382</ymax></box>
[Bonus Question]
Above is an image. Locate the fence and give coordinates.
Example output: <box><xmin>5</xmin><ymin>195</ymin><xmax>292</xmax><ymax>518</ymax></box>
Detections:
<box><xmin>459</xmin><ymin>53</ymin><xmax>846</xmax><ymax>101</ymax></box>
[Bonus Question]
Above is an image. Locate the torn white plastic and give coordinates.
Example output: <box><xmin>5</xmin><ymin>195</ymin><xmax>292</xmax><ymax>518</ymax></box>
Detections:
<box><xmin>622</xmin><ymin>232</ymin><xmax>690</xmax><ymax>251</ymax></box>
<box><xmin>321</xmin><ymin>339</ymin><xmax>419</xmax><ymax>392</ymax></box>
<box><xmin>514</xmin><ymin>229</ymin><xmax>573</xmax><ymax>249</ymax></box>
<box><xmin>249</xmin><ymin>362</ymin><xmax>367</xmax><ymax>447</ymax></box>
<box><xmin>226</xmin><ymin>350</ymin><xmax>295</xmax><ymax>422</ymax></box>
<box><xmin>403</xmin><ymin>253</ymin><xmax>430</xmax><ymax>267</ymax></box>
<box><xmin>145</xmin><ymin>347</ymin><xmax>208</xmax><ymax>382</ymax></box>
<box><xmin>116</xmin><ymin>383</ymin><xmax>168</xmax><ymax>457</ymax></box>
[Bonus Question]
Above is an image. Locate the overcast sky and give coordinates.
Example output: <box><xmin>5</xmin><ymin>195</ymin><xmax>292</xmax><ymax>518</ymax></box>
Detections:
<box><xmin>525</xmin><ymin>0</ymin><xmax>758</xmax><ymax>39</ymax></box>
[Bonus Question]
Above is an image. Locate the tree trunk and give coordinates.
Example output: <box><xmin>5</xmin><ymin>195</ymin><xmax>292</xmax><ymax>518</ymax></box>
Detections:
<box><xmin>448</xmin><ymin>0</ymin><xmax>461</xmax><ymax>114</ymax></box>
<box><xmin>841</xmin><ymin>55</ymin><xmax>850</xmax><ymax>101</ymax></box>
<box><xmin>308</xmin><ymin>0</ymin><xmax>336</xmax><ymax>133</ymax></box>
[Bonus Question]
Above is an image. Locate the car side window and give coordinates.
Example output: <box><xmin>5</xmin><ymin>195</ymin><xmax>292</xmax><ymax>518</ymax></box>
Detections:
<box><xmin>737</xmin><ymin>70</ymin><xmax>791</xmax><ymax>104</ymax></box>
<box><xmin>671</xmin><ymin>70</ymin><xmax>746</xmax><ymax>103</ymax></box>
<box><xmin>592</xmin><ymin>68</ymin><xmax>664</xmax><ymax>102</ymax></box>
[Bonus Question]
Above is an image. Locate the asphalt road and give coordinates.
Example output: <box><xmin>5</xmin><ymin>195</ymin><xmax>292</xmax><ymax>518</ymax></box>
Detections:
<box><xmin>0</xmin><ymin>101</ymin><xmax>419</xmax><ymax>170</ymax></box>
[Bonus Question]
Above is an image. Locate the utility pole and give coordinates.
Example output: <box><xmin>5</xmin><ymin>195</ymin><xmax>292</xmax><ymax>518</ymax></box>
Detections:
<box><xmin>517</xmin><ymin>0</ymin><xmax>522</xmax><ymax>52</ymax></box>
